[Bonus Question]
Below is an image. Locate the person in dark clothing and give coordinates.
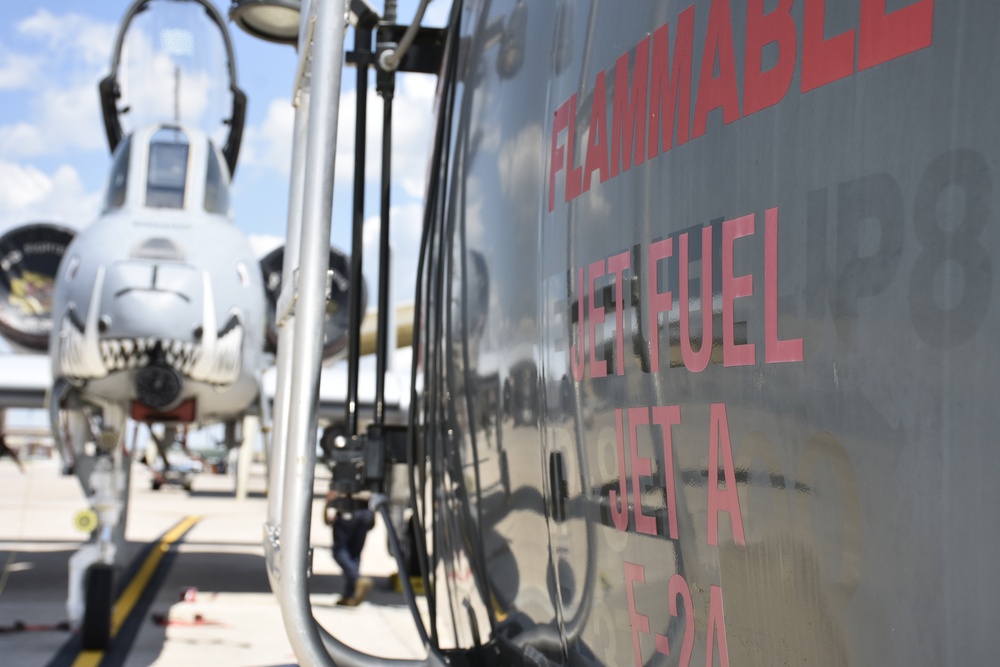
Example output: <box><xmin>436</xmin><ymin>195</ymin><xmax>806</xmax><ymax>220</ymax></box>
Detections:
<box><xmin>325</xmin><ymin>489</ymin><xmax>374</xmax><ymax>606</ymax></box>
<box><xmin>0</xmin><ymin>409</ymin><xmax>24</xmax><ymax>473</ymax></box>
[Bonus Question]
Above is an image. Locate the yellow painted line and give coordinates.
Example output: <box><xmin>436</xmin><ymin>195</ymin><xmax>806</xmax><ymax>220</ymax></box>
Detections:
<box><xmin>71</xmin><ymin>515</ymin><xmax>202</xmax><ymax>667</ymax></box>
<box><xmin>110</xmin><ymin>515</ymin><xmax>201</xmax><ymax>634</ymax></box>
<box><xmin>71</xmin><ymin>652</ymin><xmax>102</xmax><ymax>667</ymax></box>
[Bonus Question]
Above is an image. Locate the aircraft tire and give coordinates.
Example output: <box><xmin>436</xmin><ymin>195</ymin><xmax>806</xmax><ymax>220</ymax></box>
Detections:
<box><xmin>152</xmin><ymin>479</ymin><xmax>162</xmax><ymax>491</ymax></box>
<box><xmin>81</xmin><ymin>564</ymin><xmax>114</xmax><ymax>650</ymax></box>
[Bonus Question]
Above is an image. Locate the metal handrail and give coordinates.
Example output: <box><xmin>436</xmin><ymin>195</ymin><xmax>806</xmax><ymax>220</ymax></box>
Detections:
<box><xmin>271</xmin><ymin>0</ymin><xmax>344</xmax><ymax>663</ymax></box>
<box><xmin>267</xmin><ymin>1</ymin><xmax>442</xmax><ymax>665</ymax></box>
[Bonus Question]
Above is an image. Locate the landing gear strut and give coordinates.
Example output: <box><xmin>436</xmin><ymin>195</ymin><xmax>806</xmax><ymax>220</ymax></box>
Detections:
<box><xmin>56</xmin><ymin>404</ymin><xmax>130</xmax><ymax>651</ymax></box>
<box><xmin>81</xmin><ymin>564</ymin><xmax>115</xmax><ymax>650</ymax></box>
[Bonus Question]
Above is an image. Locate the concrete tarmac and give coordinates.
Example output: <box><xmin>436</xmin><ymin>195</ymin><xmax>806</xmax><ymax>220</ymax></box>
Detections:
<box><xmin>0</xmin><ymin>456</ymin><xmax>427</xmax><ymax>666</ymax></box>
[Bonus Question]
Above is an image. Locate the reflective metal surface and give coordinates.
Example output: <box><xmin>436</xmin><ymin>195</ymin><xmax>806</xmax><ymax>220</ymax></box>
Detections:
<box><xmin>416</xmin><ymin>0</ymin><xmax>1000</xmax><ymax>664</ymax></box>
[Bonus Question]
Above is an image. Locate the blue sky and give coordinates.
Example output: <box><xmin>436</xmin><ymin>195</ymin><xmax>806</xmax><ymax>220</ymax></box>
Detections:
<box><xmin>0</xmin><ymin>0</ymin><xmax>448</xmax><ymax>307</ymax></box>
<box><xmin>0</xmin><ymin>0</ymin><xmax>449</xmax><ymax>430</ymax></box>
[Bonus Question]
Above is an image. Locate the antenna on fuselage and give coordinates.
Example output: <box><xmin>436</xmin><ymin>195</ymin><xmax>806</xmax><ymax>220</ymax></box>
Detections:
<box><xmin>173</xmin><ymin>65</ymin><xmax>180</xmax><ymax>124</ymax></box>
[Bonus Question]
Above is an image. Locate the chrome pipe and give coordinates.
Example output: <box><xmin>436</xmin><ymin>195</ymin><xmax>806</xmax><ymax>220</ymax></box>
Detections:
<box><xmin>264</xmin><ymin>74</ymin><xmax>311</xmax><ymax>588</ymax></box>
<box><xmin>274</xmin><ymin>0</ymin><xmax>344</xmax><ymax>664</ymax></box>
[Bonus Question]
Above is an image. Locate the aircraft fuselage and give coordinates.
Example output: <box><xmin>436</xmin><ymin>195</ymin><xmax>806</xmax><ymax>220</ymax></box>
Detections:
<box><xmin>51</xmin><ymin>124</ymin><xmax>265</xmax><ymax>424</ymax></box>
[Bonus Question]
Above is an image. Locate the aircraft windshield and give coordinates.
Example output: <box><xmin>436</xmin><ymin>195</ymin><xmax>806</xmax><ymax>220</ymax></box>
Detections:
<box><xmin>103</xmin><ymin>135</ymin><xmax>132</xmax><ymax>211</ymax></box>
<box><xmin>146</xmin><ymin>128</ymin><xmax>189</xmax><ymax>209</ymax></box>
<box><xmin>204</xmin><ymin>143</ymin><xmax>230</xmax><ymax>214</ymax></box>
<box><xmin>118</xmin><ymin>0</ymin><xmax>232</xmax><ymax>143</ymax></box>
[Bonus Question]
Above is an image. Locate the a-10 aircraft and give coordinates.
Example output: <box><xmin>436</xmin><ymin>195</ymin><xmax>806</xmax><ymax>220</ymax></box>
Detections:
<box><xmin>247</xmin><ymin>0</ymin><xmax>1000</xmax><ymax>666</ymax></box>
<box><xmin>0</xmin><ymin>0</ymin><xmax>404</xmax><ymax>651</ymax></box>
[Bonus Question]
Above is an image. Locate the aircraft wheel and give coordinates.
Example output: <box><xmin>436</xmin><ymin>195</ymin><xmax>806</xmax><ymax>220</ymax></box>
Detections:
<box><xmin>81</xmin><ymin>564</ymin><xmax>114</xmax><ymax>650</ymax></box>
<box><xmin>152</xmin><ymin>479</ymin><xmax>162</xmax><ymax>491</ymax></box>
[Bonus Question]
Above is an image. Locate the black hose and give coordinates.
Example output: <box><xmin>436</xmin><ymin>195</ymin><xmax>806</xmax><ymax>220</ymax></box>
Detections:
<box><xmin>346</xmin><ymin>26</ymin><xmax>372</xmax><ymax>437</ymax></box>
<box><xmin>374</xmin><ymin>499</ymin><xmax>437</xmax><ymax>656</ymax></box>
<box><xmin>374</xmin><ymin>65</ymin><xmax>394</xmax><ymax>426</ymax></box>
<box><xmin>405</xmin><ymin>0</ymin><xmax>465</xmax><ymax>648</ymax></box>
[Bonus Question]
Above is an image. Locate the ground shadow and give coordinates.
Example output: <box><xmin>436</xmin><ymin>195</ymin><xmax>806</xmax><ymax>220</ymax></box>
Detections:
<box><xmin>308</xmin><ymin>572</ymin><xmax>410</xmax><ymax>608</ymax></box>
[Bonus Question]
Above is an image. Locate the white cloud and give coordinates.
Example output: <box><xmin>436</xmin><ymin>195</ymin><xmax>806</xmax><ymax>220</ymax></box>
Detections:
<box><xmin>3</xmin><ymin>8</ymin><xmax>232</xmax><ymax>159</ymax></box>
<box><xmin>463</xmin><ymin>174</ymin><xmax>486</xmax><ymax>247</ymax></box>
<box><xmin>118</xmin><ymin>29</ymin><xmax>219</xmax><ymax>135</ymax></box>
<box><xmin>17</xmin><ymin>9</ymin><xmax>116</xmax><ymax>69</ymax></box>
<box><xmin>332</xmin><ymin>74</ymin><xmax>436</xmax><ymax>194</ymax></box>
<box><xmin>391</xmin><ymin>75</ymin><xmax>437</xmax><ymax>197</ymax></box>
<box><xmin>242</xmin><ymin>97</ymin><xmax>295</xmax><ymax>174</ymax></box>
<box><xmin>244</xmin><ymin>73</ymin><xmax>436</xmax><ymax>200</ymax></box>
<box><xmin>0</xmin><ymin>79</ymin><xmax>106</xmax><ymax>157</ymax></box>
<box><xmin>363</xmin><ymin>212</ymin><xmax>381</xmax><ymax>248</ymax></box>
<box><xmin>0</xmin><ymin>161</ymin><xmax>100</xmax><ymax>231</ymax></box>
<box><xmin>332</xmin><ymin>86</ymin><xmax>372</xmax><ymax>183</ymax></box>
<box><xmin>0</xmin><ymin>161</ymin><xmax>51</xmax><ymax>211</ymax></box>
<box><xmin>0</xmin><ymin>10</ymin><xmax>117</xmax><ymax>159</ymax></box>
<box><xmin>0</xmin><ymin>122</ymin><xmax>45</xmax><ymax>157</ymax></box>
<box><xmin>0</xmin><ymin>50</ymin><xmax>42</xmax><ymax>90</ymax></box>
<box><xmin>43</xmin><ymin>82</ymin><xmax>105</xmax><ymax>151</ymax></box>
<box><xmin>499</xmin><ymin>123</ymin><xmax>544</xmax><ymax>224</ymax></box>
<box><xmin>422</xmin><ymin>2</ymin><xmax>454</xmax><ymax>27</ymax></box>
<box><xmin>361</xmin><ymin>201</ymin><xmax>424</xmax><ymax>306</ymax></box>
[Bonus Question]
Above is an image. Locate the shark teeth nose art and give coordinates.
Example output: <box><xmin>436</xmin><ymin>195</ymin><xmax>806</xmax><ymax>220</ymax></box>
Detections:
<box><xmin>59</xmin><ymin>268</ymin><xmax>244</xmax><ymax>386</ymax></box>
<box><xmin>59</xmin><ymin>266</ymin><xmax>108</xmax><ymax>380</ymax></box>
<box><xmin>65</xmin><ymin>320</ymin><xmax>245</xmax><ymax>386</ymax></box>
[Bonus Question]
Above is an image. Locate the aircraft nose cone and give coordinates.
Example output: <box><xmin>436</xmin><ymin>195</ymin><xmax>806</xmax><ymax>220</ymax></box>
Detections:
<box><xmin>134</xmin><ymin>363</ymin><xmax>183</xmax><ymax>408</ymax></box>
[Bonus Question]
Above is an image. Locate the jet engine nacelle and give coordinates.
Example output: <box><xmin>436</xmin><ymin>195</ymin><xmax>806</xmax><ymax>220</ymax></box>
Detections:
<box><xmin>0</xmin><ymin>223</ymin><xmax>76</xmax><ymax>353</ymax></box>
<box><xmin>259</xmin><ymin>245</ymin><xmax>364</xmax><ymax>361</ymax></box>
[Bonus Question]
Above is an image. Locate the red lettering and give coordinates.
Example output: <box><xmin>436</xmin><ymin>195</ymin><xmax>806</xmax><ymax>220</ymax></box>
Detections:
<box><xmin>608</xmin><ymin>251</ymin><xmax>630</xmax><ymax>375</ymax></box>
<box><xmin>705</xmin><ymin>585</ymin><xmax>731</xmax><ymax>667</ymax></box>
<box><xmin>549</xmin><ymin>99</ymin><xmax>570</xmax><ymax>212</ymax></box>
<box><xmin>611</xmin><ymin>37</ymin><xmax>649</xmax><ymax>177</ymax></box>
<box><xmin>571</xmin><ymin>267</ymin><xmax>586</xmax><ymax>381</ymax></box>
<box><xmin>655</xmin><ymin>573</ymin><xmax>694</xmax><ymax>663</ymax></box>
<box><xmin>722</xmin><ymin>214</ymin><xmax>756</xmax><ymax>367</ymax></box>
<box><xmin>625</xmin><ymin>561</ymin><xmax>648</xmax><ymax>667</ymax></box>
<box><xmin>610</xmin><ymin>409</ymin><xmax>629</xmax><ymax>531</ymax></box>
<box><xmin>678</xmin><ymin>227</ymin><xmax>713</xmax><ymax>373</ymax></box>
<box><xmin>629</xmin><ymin>407</ymin><xmax>656</xmax><ymax>536</ymax></box>
<box><xmin>858</xmin><ymin>0</ymin><xmax>934</xmax><ymax>71</ymax></box>
<box><xmin>707</xmin><ymin>403</ymin><xmax>746</xmax><ymax>548</ymax></box>
<box><xmin>583</xmin><ymin>71</ymin><xmax>610</xmax><ymax>192</ymax></box>
<box><xmin>802</xmin><ymin>0</ymin><xmax>855</xmax><ymax>92</ymax></box>
<box><xmin>570</xmin><ymin>206</ymin><xmax>805</xmax><ymax>378</ymax></box>
<box><xmin>553</xmin><ymin>2</ymin><xmax>933</xmax><ymax>211</ymax></box>
<box><xmin>589</xmin><ymin>259</ymin><xmax>607</xmax><ymax>378</ymax></box>
<box><xmin>648</xmin><ymin>8</ymin><xmax>695</xmax><ymax>158</ymax></box>
<box><xmin>764</xmin><ymin>208</ymin><xmax>804</xmax><ymax>363</ymax></box>
<box><xmin>566</xmin><ymin>95</ymin><xmax>584</xmax><ymax>202</ymax></box>
<box><xmin>648</xmin><ymin>238</ymin><xmax>673</xmax><ymax>372</ymax></box>
<box><xmin>652</xmin><ymin>405</ymin><xmax>680</xmax><ymax>540</ymax></box>
<box><xmin>693</xmin><ymin>0</ymin><xmax>741</xmax><ymax>138</ymax></box>
<box><xmin>743</xmin><ymin>0</ymin><xmax>796</xmax><ymax>116</ymax></box>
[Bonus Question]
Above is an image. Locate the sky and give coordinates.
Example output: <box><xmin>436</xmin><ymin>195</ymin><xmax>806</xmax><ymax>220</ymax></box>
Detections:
<box><xmin>0</xmin><ymin>0</ymin><xmax>449</xmax><ymax>313</ymax></box>
<box><xmin>0</xmin><ymin>0</ymin><xmax>450</xmax><ymax>431</ymax></box>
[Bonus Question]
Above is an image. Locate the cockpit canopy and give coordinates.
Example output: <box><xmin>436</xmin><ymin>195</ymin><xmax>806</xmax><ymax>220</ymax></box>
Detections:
<box><xmin>103</xmin><ymin>124</ymin><xmax>230</xmax><ymax>216</ymax></box>
<box><xmin>98</xmin><ymin>0</ymin><xmax>245</xmax><ymax>175</ymax></box>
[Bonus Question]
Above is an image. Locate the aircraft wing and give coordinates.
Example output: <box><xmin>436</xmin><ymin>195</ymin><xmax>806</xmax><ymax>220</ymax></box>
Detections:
<box><xmin>0</xmin><ymin>354</ymin><xmax>51</xmax><ymax>409</ymax></box>
<box><xmin>0</xmin><ymin>344</ymin><xmax>415</xmax><ymax>423</ymax></box>
<box><xmin>261</xmin><ymin>346</ymin><xmax>412</xmax><ymax>425</ymax></box>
